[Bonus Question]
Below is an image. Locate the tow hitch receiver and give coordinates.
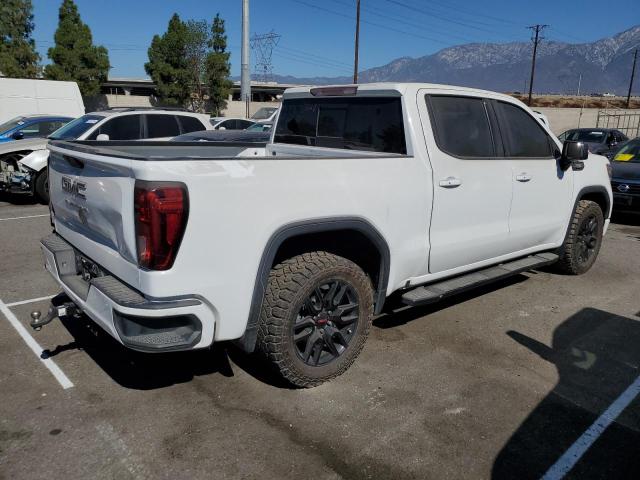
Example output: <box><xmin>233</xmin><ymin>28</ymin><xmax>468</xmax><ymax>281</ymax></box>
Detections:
<box><xmin>30</xmin><ymin>300</ymin><xmax>79</xmax><ymax>331</ymax></box>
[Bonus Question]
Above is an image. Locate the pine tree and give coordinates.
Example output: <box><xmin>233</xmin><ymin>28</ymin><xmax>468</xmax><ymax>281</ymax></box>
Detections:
<box><xmin>145</xmin><ymin>14</ymin><xmax>191</xmax><ymax>107</ymax></box>
<box><xmin>205</xmin><ymin>13</ymin><xmax>232</xmax><ymax>116</ymax></box>
<box><xmin>0</xmin><ymin>0</ymin><xmax>40</xmax><ymax>78</ymax></box>
<box><xmin>44</xmin><ymin>0</ymin><xmax>109</xmax><ymax>96</ymax></box>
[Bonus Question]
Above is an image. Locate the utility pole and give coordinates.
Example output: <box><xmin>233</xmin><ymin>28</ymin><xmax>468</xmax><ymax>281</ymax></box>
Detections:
<box><xmin>577</xmin><ymin>73</ymin><xmax>582</xmax><ymax>97</ymax></box>
<box><xmin>353</xmin><ymin>0</ymin><xmax>361</xmax><ymax>84</ymax></box>
<box><xmin>527</xmin><ymin>24</ymin><xmax>548</xmax><ymax>106</ymax></box>
<box><xmin>241</xmin><ymin>0</ymin><xmax>251</xmax><ymax>117</ymax></box>
<box><xmin>627</xmin><ymin>48</ymin><xmax>638</xmax><ymax>109</ymax></box>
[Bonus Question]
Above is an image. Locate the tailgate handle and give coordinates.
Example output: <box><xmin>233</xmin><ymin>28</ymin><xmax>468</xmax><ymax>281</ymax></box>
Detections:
<box><xmin>63</xmin><ymin>155</ymin><xmax>84</xmax><ymax>169</ymax></box>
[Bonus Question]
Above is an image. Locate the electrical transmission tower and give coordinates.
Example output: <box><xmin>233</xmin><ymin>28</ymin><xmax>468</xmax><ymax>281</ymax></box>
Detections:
<box><xmin>527</xmin><ymin>24</ymin><xmax>548</xmax><ymax>106</ymax></box>
<box><xmin>250</xmin><ymin>30</ymin><xmax>281</xmax><ymax>82</ymax></box>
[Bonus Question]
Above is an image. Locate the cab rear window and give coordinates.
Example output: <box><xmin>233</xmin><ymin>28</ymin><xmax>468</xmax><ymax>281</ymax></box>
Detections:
<box><xmin>275</xmin><ymin>97</ymin><xmax>407</xmax><ymax>154</ymax></box>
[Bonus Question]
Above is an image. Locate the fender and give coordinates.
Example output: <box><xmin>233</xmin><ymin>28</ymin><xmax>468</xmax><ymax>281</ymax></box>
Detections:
<box><xmin>558</xmin><ymin>185</ymin><xmax>612</xmax><ymax>253</ymax></box>
<box><xmin>575</xmin><ymin>185</ymin><xmax>611</xmax><ymax>219</ymax></box>
<box><xmin>236</xmin><ymin>216</ymin><xmax>391</xmax><ymax>353</ymax></box>
<box><xmin>19</xmin><ymin>149</ymin><xmax>50</xmax><ymax>172</ymax></box>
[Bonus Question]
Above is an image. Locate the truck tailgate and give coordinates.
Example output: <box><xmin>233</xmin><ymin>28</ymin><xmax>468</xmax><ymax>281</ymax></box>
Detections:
<box><xmin>48</xmin><ymin>143</ymin><xmax>140</xmax><ymax>288</ymax></box>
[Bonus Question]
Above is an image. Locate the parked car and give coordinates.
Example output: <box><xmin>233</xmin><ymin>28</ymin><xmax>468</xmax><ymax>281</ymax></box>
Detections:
<box><xmin>172</xmin><ymin>129</ymin><xmax>271</xmax><ymax>143</ymax></box>
<box><xmin>0</xmin><ymin>108</ymin><xmax>211</xmax><ymax>202</ymax></box>
<box><xmin>210</xmin><ymin>117</ymin><xmax>255</xmax><ymax>130</ymax></box>
<box><xmin>250</xmin><ymin>106</ymin><xmax>279</xmax><ymax>123</ymax></box>
<box><xmin>0</xmin><ymin>115</ymin><xmax>73</xmax><ymax>143</ymax></box>
<box><xmin>0</xmin><ymin>78</ymin><xmax>84</xmax><ymax>124</ymax></box>
<box><xmin>36</xmin><ymin>83</ymin><xmax>611</xmax><ymax>387</ymax></box>
<box><xmin>245</xmin><ymin>122</ymin><xmax>273</xmax><ymax>132</ymax></box>
<box><xmin>610</xmin><ymin>137</ymin><xmax>640</xmax><ymax>213</ymax></box>
<box><xmin>557</xmin><ymin>128</ymin><xmax>628</xmax><ymax>159</ymax></box>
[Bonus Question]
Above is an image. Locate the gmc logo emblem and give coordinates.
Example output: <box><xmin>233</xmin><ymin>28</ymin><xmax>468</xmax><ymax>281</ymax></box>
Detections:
<box><xmin>61</xmin><ymin>176</ymin><xmax>87</xmax><ymax>199</ymax></box>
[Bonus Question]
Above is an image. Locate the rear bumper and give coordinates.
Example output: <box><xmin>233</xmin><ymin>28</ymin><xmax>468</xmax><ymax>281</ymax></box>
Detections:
<box><xmin>40</xmin><ymin>233</ymin><xmax>216</xmax><ymax>351</ymax></box>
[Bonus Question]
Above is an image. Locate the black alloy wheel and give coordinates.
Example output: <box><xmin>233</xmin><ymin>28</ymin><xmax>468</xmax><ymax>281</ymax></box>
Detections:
<box><xmin>576</xmin><ymin>214</ymin><xmax>598</xmax><ymax>265</ymax></box>
<box><xmin>292</xmin><ymin>279</ymin><xmax>359</xmax><ymax>367</ymax></box>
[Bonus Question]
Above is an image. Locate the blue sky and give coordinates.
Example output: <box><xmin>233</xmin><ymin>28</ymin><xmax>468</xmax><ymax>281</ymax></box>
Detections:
<box><xmin>31</xmin><ymin>0</ymin><xmax>640</xmax><ymax>79</ymax></box>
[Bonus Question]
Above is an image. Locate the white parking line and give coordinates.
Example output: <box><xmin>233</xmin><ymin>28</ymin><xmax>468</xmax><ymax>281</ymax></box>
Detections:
<box><xmin>541</xmin><ymin>374</ymin><xmax>640</xmax><ymax>480</ymax></box>
<box><xmin>6</xmin><ymin>294</ymin><xmax>57</xmax><ymax>308</ymax></box>
<box><xmin>0</xmin><ymin>214</ymin><xmax>49</xmax><ymax>221</ymax></box>
<box><xmin>0</xmin><ymin>299</ymin><xmax>73</xmax><ymax>390</ymax></box>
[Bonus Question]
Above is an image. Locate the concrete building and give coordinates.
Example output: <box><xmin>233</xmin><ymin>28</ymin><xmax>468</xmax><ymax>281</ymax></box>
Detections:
<box><xmin>99</xmin><ymin>77</ymin><xmax>298</xmax><ymax>117</ymax></box>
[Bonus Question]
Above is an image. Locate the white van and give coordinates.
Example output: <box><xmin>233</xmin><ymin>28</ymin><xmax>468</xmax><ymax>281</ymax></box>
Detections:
<box><xmin>0</xmin><ymin>78</ymin><xmax>85</xmax><ymax>124</ymax></box>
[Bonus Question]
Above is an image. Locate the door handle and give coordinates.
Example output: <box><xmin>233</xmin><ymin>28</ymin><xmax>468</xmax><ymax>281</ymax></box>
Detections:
<box><xmin>439</xmin><ymin>176</ymin><xmax>462</xmax><ymax>188</ymax></box>
<box><xmin>515</xmin><ymin>173</ymin><xmax>532</xmax><ymax>182</ymax></box>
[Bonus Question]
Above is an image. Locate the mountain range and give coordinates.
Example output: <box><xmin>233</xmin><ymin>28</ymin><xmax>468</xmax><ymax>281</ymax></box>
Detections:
<box><xmin>269</xmin><ymin>25</ymin><xmax>640</xmax><ymax>94</ymax></box>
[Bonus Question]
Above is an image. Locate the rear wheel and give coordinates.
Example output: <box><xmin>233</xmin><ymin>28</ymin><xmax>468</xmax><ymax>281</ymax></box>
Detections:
<box><xmin>35</xmin><ymin>170</ymin><xmax>49</xmax><ymax>204</ymax></box>
<box><xmin>256</xmin><ymin>252</ymin><xmax>374</xmax><ymax>388</ymax></box>
<box><xmin>555</xmin><ymin>200</ymin><xmax>604</xmax><ymax>275</ymax></box>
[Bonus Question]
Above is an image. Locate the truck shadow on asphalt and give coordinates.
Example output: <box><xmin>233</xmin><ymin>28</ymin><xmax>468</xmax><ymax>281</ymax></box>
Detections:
<box><xmin>53</xmin><ymin>316</ymin><xmax>237</xmax><ymax>390</ymax></box>
<box><xmin>0</xmin><ymin>192</ymin><xmax>40</xmax><ymax>205</ymax></box>
<box><xmin>46</xmin><ymin>275</ymin><xmax>532</xmax><ymax>391</ymax></box>
<box><xmin>492</xmin><ymin>307</ymin><xmax>640</xmax><ymax>479</ymax></box>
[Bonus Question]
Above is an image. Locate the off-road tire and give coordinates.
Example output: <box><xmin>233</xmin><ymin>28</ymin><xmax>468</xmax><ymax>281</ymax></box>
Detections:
<box><xmin>35</xmin><ymin>170</ymin><xmax>49</xmax><ymax>204</ymax></box>
<box><xmin>555</xmin><ymin>200</ymin><xmax>604</xmax><ymax>275</ymax></box>
<box><xmin>256</xmin><ymin>251</ymin><xmax>374</xmax><ymax>388</ymax></box>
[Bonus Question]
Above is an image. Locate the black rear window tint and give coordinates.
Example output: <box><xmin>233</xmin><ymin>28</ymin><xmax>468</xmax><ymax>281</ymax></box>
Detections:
<box><xmin>275</xmin><ymin>97</ymin><xmax>406</xmax><ymax>154</ymax></box>
<box><xmin>178</xmin><ymin>115</ymin><xmax>205</xmax><ymax>134</ymax></box>
<box><xmin>495</xmin><ymin>101</ymin><xmax>553</xmax><ymax>157</ymax></box>
<box><xmin>146</xmin><ymin>114</ymin><xmax>180</xmax><ymax>138</ymax></box>
<box><xmin>427</xmin><ymin>95</ymin><xmax>495</xmax><ymax>158</ymax></box>
<box><xmin>92</xmin><ymin>115</ymin><xmax>141</xmax><ymax>140</ymax></box>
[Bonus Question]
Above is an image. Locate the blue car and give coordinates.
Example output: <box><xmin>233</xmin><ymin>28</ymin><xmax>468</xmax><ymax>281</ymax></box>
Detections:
<box><xmin>0</xmin><ymin>115</ymin><xmax>73</xmax><ymax>143</ymax></box>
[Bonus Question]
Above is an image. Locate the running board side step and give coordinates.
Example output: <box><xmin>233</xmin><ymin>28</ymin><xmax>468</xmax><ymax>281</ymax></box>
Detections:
<box><xmin>401</xmin><ymin>252</ymin><xmax>558</xmax><ymax>307</ymax></box>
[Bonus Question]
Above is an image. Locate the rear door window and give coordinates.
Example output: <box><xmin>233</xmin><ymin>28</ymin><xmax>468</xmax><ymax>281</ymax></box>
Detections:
<box><xmin>92</xmin><ymin>115</ymin><xmax>142</xmax><ymax>140</ymax></box>
<box><xmin>426</xmin><ymin>95</ymin><xmax>495</xmax><ymax>158</ymax></box>
<box><xmin>275</xmin><ymin>96</ymin><xmax>406</xmax><ymax>154</ymax></box>
<box><xmin>495</xmin><ymin>101</ymin><xmax>553</xmax><ymax>157</ymax></box>
<box><xmin>236</xmin><ymin>119</ymin><xmax>254</xmax><ymax>129</ymax></box>
<box><xmin>178</xmin><ymin>115</ymin><xmax>206</xmax><ymax>134</ymax></box>
<box><xmin>146</xmin><ymin>114</ymin><xmax>180</xmax><ymax>138</ymax></box>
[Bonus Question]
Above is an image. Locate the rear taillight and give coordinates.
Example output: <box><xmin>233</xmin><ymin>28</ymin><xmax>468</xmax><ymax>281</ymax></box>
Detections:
<box><xmin>134</xmin><ymin>181</ymin><xmax>188</xmax><ymax>271</ymax></box>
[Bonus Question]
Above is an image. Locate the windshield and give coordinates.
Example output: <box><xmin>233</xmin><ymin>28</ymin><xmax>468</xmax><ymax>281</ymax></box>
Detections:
<box><xmin>251</xmin><ymin>107</ymin><xmax>277</xmax><ymax>120</ymax></box>
<box><xmin>48</xmin><ymin>114</ymin><xmax>104</xmax><ymax>140</ymax></box>
<box><xmin>613</xmin><ymin>140</ymin><xmax>640</xmax><ymax>163</ymax></box>
<box><xmin>566</xmin><ymin>130</ymin><xmax>606</xmax><ymax>143</ymax></box>
<box><xmin>0</xmin><ymin>117</ymin><xmax>26</xmax><ymax>134</ymax></box>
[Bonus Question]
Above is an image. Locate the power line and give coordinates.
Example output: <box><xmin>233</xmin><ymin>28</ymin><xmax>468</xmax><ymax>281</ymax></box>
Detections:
<box><xmin>273</xmin><ymin>49</ymin><xmax>353</xmax><ymax>74</ymax></box>
<box><xmin>277</xmin><ymin>44</ymin><xmax>353</xmax><ymax>69</ymax></box>
<box><xmin>288</xmin><ymin>0</ymin><xmax>463</xmax><ymax>46</ymax></box>
<box><xmin>527</xmin><ymin>24</ymin><xmax>548</xmax><ymax>106</ymax></box>
<box><xmin>382</xmin><ymin>0</ymin><xmax>521</xmax><ymax>40</ymax></box>
<box><xmin>327</xmin><ymin>0</ymin><xmax>484</xmax><ymax>44</ymax></box>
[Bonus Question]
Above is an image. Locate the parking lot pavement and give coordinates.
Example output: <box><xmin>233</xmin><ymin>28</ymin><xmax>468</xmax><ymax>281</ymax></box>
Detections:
<box><xmin>1</xmin><ymin>197</ymin><xmax>640</xmax><ymax>479</ymax></box>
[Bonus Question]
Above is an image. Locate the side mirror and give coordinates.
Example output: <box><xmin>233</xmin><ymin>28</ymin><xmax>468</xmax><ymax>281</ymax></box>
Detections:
<box><xmin>96</xmin><ymin>133</ymin><xmax>110</xmax><ymax>141</ymax></box>
<box><xmin>560</xmin><ymin>140</ymin><xmax>588</xmax><ymax>170</ymax></box>
<box><xmin>12</xmin><ymin>130</ymin><xmax>24</xmax><ymax>140</ymax></box>
<box><xmin>218</xmin><ymin>126</ymin><xmax>226</xmax><ymax>131</ymax></box>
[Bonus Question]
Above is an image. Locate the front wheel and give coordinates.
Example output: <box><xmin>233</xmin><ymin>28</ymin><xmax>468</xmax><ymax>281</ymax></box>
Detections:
<box><xmin>35</xmin><ymin>170</ymin><xmax>49</xmax><ymax>204</ymax></box>
<box><xmin>256</xmin><ymin>252</ymin><xmax>374</xmax><ymax>388</ymax></box>
<box><xmin>555</xmin><ymin>200</ymin><xmax>604</xmax><ymax>275</ymax></box>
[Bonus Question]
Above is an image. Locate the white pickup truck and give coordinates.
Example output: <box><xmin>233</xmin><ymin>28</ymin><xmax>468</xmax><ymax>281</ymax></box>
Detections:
<box><xmin>36</xmin><ymin>83</ymin><xmax>612</xmax><ymax>387</ymax></box>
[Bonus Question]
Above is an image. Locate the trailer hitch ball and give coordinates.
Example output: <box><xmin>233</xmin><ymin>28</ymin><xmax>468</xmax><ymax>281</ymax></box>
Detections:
<box><xmin>30</xmin><ymin>303</ymin><xmax>76</xmax><ymax>331</ymax></box>
<box><xmin>30</xmin><ymin>307</ymin><xmax>55</xmax><ymax>331</ymax></box>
